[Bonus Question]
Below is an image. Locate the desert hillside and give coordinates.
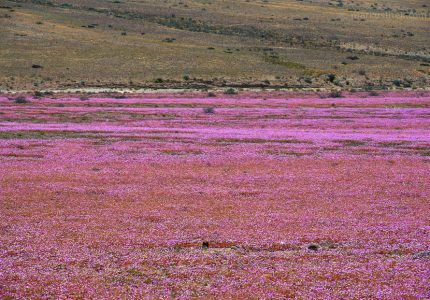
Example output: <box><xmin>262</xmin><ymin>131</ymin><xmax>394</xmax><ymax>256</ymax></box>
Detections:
<box><xmin>1</xmin><ymin>0</ymin><xmax>429</xmax><ymax>91</ymax></box>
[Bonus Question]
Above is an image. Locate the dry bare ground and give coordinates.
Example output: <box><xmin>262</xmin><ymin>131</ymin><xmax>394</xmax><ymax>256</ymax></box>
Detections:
<box><xmin>0</xmin><ymin>0</ymin><xmax>429</xmax><ymax>90</ymax></box>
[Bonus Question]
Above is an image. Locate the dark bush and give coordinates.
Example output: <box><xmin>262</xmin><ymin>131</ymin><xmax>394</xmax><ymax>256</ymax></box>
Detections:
<box><xmin>308</xmin><ymin>243</ymin><xmax>320</xmax><ymax>251</ymax></box>
<box><xmin>403</xmin><ymin>79</ymin><xmax>412</xmax><ymax>88</ymax></box>
<box><xmin>327</xmin><ymin>74</ymin><xmax>336</xmax><ymax>83</ymax></box>
<box><xmin>14</xmin><ymin>96</ymin><xmax>28</xmax><ymax>104</ymax></box>
<box><xmin>329</xmin><ymin>91</ymin><xmax>343</xmax><ymax>98</ymax></box>
<box><xmin>393</xmin><ymin>79</ymin><xmax>402</xmax><ymax>87</ymax></box>
<box><xmin>203</xmin><ymin>107</ymin><xmax>215</xmax><ymax>114</ymax></box>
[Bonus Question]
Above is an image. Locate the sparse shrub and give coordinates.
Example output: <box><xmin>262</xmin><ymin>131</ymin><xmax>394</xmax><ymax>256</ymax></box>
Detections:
<box><xmin>34</xmin><ymin>91</ymin><xmax>43</xmax><ymax>97</ymax></box>
<box><xmin>163</xmin><ymin>38</ymin><xmax>176</xmax><ymax>43</ymax></box>
<box><xmin>203</xmin><ymin>107</ymin><xmax>215</xmax><ymax>114</ymax></box>
<box><xmin>376</xmin><ymin>78</ymin><xmax>388</xmax><ymax>90</ymax></box>
<box><xmin>393</xmin><ymin>79</ymin><xmax>402</xmax><ymax>87</ymax></box>
<box><xmin>363</xmin><ymin>83</ymin><xmax>374</xmax><ymax>91</ymax></box>
<box><xmin>327</xmin><ymin>74</ymin><xmax>336</xmax><ymax>83</ymax></box>
<box><xmin>403</xmin><ymin>78</ymin><xmax>412</xmax><ymax>88</ymax></box>
<box><xmin>14</xmin><ymin>96</ymin><xmax>28</xmax><ymax>104</ymax></box>
<box><xmin>333</xmin><ymin>80</ymin><xmax>342</xmax><ymax>86</ymax></box>
<box><xmin>369</xmin><ymin>91</ymin><xmax>379</xmax><ymax>96</ymax></box>
<box><xmin>80</xmin><ymin>95</ymin><xmax>89</xmax><ymax>101</ymax></box>
<box><xmin>207</xmin><ymin>92</ymin><xmax>216</xmax><ymax>97</ymax></box>
<box><xmin>59</xmin><ymin>3</ymin><xmax>73</xmax><ymax>8</ymax></box>
<box><xmin>154</xmin><ymin>78</ymin><xmax>164</xmax><ymax>83</ymax></box>
<box><xmin>302</xmin><ymin>76</ymin><xmax>312</xmax><ymax>84</ymax></box>
<box><xmin>183</xmin><ymin>75</ymin><xmax>190</xmax><ymax>81</ymax></box>
<box><xmin>329</xmin><ymin>91</ymin><xmax>343</xmax><ymax>98</ymax></box>
<box><xmin>358</xmin><ymin>69</ymin><xmax>366</xmax><ymax>76</ymax></box>
<box><xmin>224</xmin><ymin>88</ymin><xmax>237</xmax><ymax>95</ymax></box>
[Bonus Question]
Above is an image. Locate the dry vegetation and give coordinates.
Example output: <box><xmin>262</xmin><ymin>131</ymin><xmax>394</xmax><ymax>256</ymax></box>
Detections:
<box><xmin>0</xmin><ymin>0</ymin><xmax>429</xmax><ymax>90</ymax></box>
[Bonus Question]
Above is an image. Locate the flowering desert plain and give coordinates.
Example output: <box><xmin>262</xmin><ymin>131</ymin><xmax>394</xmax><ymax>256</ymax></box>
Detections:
<box><xmin>0</xmin><ymin>90</ymin><xmax>430</xmax><ymax>299</ymax></box>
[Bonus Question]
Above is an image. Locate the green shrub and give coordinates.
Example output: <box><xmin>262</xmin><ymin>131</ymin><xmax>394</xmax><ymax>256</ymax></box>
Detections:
<box><xmin>302</xmin><ymin>76</ymin><xmax>312</xmax><ymax>84</ymax></box>
<box><xmin>393</xmin><ymin>79</ymin><xmax>402</xmax><ymax>87</ymax></box>
<box><xmin>403</xmin><ymin>79</ymin><xmax>412</xmax><ymax>88</ymax></box>
<box><xmin>224</xmin><ymin>88</ymin><xmax>237</xmax><ymax>95</ymax></box>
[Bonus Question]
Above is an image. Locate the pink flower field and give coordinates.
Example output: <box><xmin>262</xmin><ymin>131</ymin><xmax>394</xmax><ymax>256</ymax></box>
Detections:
<box><xmin>1</xmin><ymin>91</ymin><xmax>430</xmax><ymax>299</ymax></box>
